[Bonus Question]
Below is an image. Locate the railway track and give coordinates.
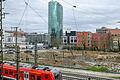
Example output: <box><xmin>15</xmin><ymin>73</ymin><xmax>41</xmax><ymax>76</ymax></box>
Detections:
<box><xmin>56</xmin><ymin>67</ymin><xmax>119</xmax><ymax>80</ymax></box>
<box><xmin>63</xmin><ymin>75</ymin><xmax>85</xmax><ymax>80</ymax></box>
<box><xmin>62</xmin><ymin>73</ymin><xmax>114</xmax><ymax>80</ymax></box>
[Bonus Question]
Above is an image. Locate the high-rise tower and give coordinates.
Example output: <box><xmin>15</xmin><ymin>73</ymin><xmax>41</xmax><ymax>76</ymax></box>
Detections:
<box><xmin>48</xmin><ymin>0</ymin><xmax>63</xmax><ymax>48</ymax></box>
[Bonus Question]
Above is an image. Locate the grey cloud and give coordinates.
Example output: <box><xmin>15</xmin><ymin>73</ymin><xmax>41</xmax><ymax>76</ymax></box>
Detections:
<box><xmin>3</xmin><ymin>0</ymin><xmax>120</xmax><ymax>33</ymax></box>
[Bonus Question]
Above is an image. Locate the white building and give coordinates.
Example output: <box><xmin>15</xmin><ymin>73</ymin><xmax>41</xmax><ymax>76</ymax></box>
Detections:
<box><xmin>3</xmin><ymin>30</ymin><xmax>28</xmax><ymax>49</ymax></box>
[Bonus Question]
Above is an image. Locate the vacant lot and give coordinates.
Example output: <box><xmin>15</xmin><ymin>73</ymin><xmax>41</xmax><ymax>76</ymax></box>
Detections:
<box><xmin>3</xmin><ymin>50</ymin><xmax>120</xmax><ymax>72</ymax></box>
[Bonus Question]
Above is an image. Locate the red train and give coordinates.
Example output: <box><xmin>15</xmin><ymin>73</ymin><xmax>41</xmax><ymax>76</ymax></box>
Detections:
<box><xmin>0</xmin><ymin>63</ymin><xmax>62</xmax><ymax>80</ymax></box>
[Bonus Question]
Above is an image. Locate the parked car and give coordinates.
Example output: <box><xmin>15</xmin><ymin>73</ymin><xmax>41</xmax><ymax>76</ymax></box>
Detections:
<box><xmin>4</xmin><ymin>49</ymin><xmax>16</xmax><ymax>54</ymax></box>
<box><xmin>24</xmin><ymin>49</ymin><xmax>32</xmax><ymax>53</ymax></box>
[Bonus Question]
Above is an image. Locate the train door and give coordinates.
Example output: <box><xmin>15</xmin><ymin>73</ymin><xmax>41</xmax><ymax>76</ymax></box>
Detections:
<box><xmin>24</xmin><ymin>71</ymin><xmax>29</xmax><ymax>80</ymax></box>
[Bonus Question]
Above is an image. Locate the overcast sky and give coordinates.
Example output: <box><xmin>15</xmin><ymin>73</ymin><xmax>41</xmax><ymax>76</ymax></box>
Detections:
<box><xmin>3</xmin><ymin>0</ymin><xmax>120</xmax><ymax>33</ymax></box>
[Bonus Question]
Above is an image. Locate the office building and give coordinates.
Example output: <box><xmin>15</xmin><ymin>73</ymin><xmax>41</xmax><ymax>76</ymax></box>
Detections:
<box><xmin>25</xmin><ymin>33</ymin><xmax>49</xmax><ymax>45</ymax></box>
<box><xmin>48</xmin><ymin>0</ymin><xmax>63</xmax><ymax>47</ymax></box>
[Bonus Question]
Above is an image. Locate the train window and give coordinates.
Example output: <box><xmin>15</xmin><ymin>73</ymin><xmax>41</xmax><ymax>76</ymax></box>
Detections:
<box><xmin>24</xmin><ymin>74</ymin><xmax>28</xmax><ymax>78</ymax></box>
<box><xmin>55</xmin><ymin>74</ymin><xmax>59</xmax><ymax>80</ymax></box>
<box><xmin>5</xmin><ymin>70</ymin><xmax>8</xmax><ymax>74</ymax></box>
<box><xmin>37</xmin><ymin>76</ymin><xmax>41</xmax><ymax>80</ymax></box>
<box><xmin>10</xmin><ymin>70</ymin><xmax>13</xmax><ymax>75</ymax></box>
<box><xmin>0</xmin><ymin>69</ymin><xmax>1</xmax><ymax>73</ymax></box>
<box><xmin>31</xmin><ymin>75</ymin><xmax>35</xmax><ymax>80</ymax></box>
<box><xmin>26</xmin><ymin>74</ymin><xmax>28</xmax><ymax>78</ymax></box>
<box><xmin>45</xmin><ymin>74</ymin><xmax>48</xmax><ymax>79</ymax></box>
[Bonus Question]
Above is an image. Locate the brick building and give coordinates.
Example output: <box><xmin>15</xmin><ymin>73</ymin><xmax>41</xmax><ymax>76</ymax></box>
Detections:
<box><xmin>91</xmin><ymin>33</ymin><xmax>100</xmax><ymax>50</ymax></box>
<box><xmin>95</xmin><ymin>33</ymin><xmax>110</xmax><ymax>51</ymax></box>
<box><xmin>96</xmin><ymin>27</ymin><xmax>120</xmax><ymax>51</ymax></box>
<box><xmin>109</xmin><ymin>29</ymin><xmax>120</xmax><ymax>51</ymax></box>
<box><xmin>76</xmin><ymin>32</ymin><xmax>92</xmax><ymax>49</ymax></box>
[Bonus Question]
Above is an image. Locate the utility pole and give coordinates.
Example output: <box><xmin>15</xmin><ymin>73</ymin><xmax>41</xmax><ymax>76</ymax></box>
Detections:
<box><xmin>34</xmin><ymin>38</ymin><xmax>37</xmax><ymax>66</ymax></box>
<box><xmin>14</xmin><ymin>27</ymin><xmax>20</xmax><ymax>80</ymax></box>
<box><xmin>0</xmin><ymin>0</ymin><xmax>5</xmax><ymax>80</ymax></box>
<box><xmin>0</xmin><ymin>0</ymin><xmax>3</xmax><ymax>79</ymax></box>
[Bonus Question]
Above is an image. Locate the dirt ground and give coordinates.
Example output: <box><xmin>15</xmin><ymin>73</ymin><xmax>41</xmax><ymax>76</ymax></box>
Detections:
<box><xmin>3</xmin><ymin>50</ymin><xmax>120</xmax><ymax>72</ymax></box>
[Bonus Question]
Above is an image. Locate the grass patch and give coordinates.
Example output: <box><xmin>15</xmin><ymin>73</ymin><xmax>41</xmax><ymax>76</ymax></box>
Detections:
<box><xmin>87</xmin><ymin>66</ymin><xmax>109</xmax><ymax>72</ymax></box>
<box><xmin>110</xmin><ymin>76</ymin><xmax>120</xmax><ymax>79</ymax></box>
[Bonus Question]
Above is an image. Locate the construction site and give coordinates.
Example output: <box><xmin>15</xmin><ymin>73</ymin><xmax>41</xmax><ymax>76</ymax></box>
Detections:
<box><xmin>4</xmin><ymin>50</ymin><xmax>120</xmax><ymax>73</ymax></box>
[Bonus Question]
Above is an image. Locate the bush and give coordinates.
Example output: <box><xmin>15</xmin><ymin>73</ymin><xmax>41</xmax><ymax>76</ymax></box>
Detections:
<box><xmin>87</xmin><ymin>66</ymin><xmax>108</xmax><ymax>72</ymax></box>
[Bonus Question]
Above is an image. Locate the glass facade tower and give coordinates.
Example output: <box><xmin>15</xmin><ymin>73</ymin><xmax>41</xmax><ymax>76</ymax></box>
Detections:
<box><xmin>48</xmin><ymin>1</ymin><xmax>63</xmax><ymax>47</ymax></box>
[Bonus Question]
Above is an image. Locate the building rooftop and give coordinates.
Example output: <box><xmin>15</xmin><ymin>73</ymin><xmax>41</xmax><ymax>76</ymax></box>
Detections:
<box><xmin>109</xmin><ymin>29</ymin><xmax>120</xmax><ymax>35</ymax></box>
<box><xmin>5</xmin><ymin>31</ymin><xmax>26</xmax><ymax>37</ymax></box>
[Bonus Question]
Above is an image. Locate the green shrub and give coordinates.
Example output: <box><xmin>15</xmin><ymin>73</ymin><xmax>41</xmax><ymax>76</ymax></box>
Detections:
<box><xmin>87</xmin><ymin>66</ymin><xmax>108</xmax><ymax>72</ymax></box>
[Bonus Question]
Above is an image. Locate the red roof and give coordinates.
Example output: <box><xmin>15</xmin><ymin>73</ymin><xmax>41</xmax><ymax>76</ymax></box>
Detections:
<box><xmin>13</xmin><ymin>32</ymin><xmax>25</xmax><ymax>37</ymax></box>
<box><xmin>109</xmin><ymin>29</ymin><xmax>120</xmax><ymax>35</ymax></box>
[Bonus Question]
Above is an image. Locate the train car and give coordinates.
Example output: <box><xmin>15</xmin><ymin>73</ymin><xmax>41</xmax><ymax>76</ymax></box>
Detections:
<box><xmin>20</xmin><ymin>67</ymin><xmax>55</xmax><ymax>80</ymax></box>
<box><xmin>0</xmin><ymin>64</ymin><xmax>55</xmax><ymax>80</ymax></box>
<box><xmin>0</xmin><ymin>64</ymin><xmax>17</xmax><ymax>80</ymax></box>
<box><xmin>35</xmin><ymin>66</ymin><xmax>62</xmax><ymax>80</ymax></box>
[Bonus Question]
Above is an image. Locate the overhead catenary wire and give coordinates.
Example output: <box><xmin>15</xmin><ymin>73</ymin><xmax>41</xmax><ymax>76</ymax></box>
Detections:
<box><xmin>61</xmin><ymin>0</ymin><xmax>113</xmax><ymax>19</ymax></box>
<box><xmin>62</xmin><ymin>0</ymin><xmax>74</xmax><ymax>7</ymax></box>
<box><xmin>13</xmin><ymin>1</ymin><xmax>30</xmax><ymax>80</ymax></box>
<box><xmin>17</xmin><ymin>0</ymin><xmax>29</xmax><ymax>27</ymax></box>
<box><xmin>72</xmin><ymin>0</ymin><xmax>79</xmax><ymax>31</ymax></box>
<box><xmin>24</xmin><ymin>0</ymin><xmax>30</xmax><ymax>28</ymax></box>
<box><xmin>61</xmin><ymin>0</ymin><xmax>79</xmax><ymax>31</ymax></box>
<box><xmin>28</xmin><ymin>0</ymin><xmax>78</xmax><ymax>30</ymax></box>
<box><xmin>18</xmin><ymin>0</ymin><xmax>47</xmax><ymax>29</ymax></box>
<box><xmin>72</xmin><ymin>7</ymin><xmax>78</xmax><ymax>31</ymax></box>
<box><xmin>15</xmin><ymin>0</ymin><xmax>48</xmax><ymax>33</ymax></box>
<box><xmin>24</xmin><ymin>1</ymin><xmax>48</xmax><ymax>24</ymax></box>
<box><xmin>61</xmin><ymin>0</ymin><xmax>87</xmax><ymax>14</ymax></box>
<box><xmin>24</xmin><ymin>0</ymin><xmax>48</xmax><ymax>66</ymax></box>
